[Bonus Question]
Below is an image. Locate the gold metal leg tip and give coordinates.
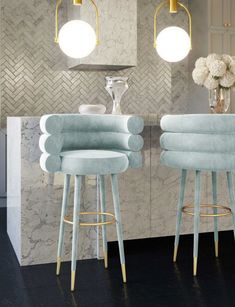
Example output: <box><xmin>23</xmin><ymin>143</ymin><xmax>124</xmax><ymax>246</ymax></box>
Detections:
<box><xmin>173</xmin><ymin>245</ymin><xmax>178</xmax><ymax>262</ymax></box>
<box><xmin>71</xmin><ymin>271</ymin><xmax>76</xmax><ymax>292</ymax></box>
<box><xmin>104</xmin><ymin>251</ymin><xmax>108</xmax><ymax>269</ymax></box>
<box><xmin>56</xmin><ymin>257</ymin><xmax>61</xmax><ymax>276</ymax></box>
<box><xmin>215</xmin><ymin>241</ymin><xmax>219</xmax><ymax>258</ymax></box>
<box><xmin>121</xmin><ymin>264</ymin><xmax>127</xmax><ymax>283</ymax></box>
<box><xmin>193</xmin><ymin>257</ymin><xmax>198</xmax><ymax>276</ymax></box>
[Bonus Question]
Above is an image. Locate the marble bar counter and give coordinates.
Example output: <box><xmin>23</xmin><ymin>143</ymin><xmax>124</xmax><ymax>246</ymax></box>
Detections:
<box><xmin>7</xmin><ymin>116</ymin><xmax>234</xmax><ymax>266</ymax></box>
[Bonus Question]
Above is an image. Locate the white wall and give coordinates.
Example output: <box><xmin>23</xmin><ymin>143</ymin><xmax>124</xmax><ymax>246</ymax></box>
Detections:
<box><xmin>187</xmin><ymin>0</ymin><xmax>209</xmax><ymax>114</ymax></box>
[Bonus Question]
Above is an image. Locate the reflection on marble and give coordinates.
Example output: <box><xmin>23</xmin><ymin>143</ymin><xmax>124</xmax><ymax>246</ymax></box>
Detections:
<box><xmin>7</xmin><ymin>117</ymin><xmax>235</xmax><ymax>266</ymax></box>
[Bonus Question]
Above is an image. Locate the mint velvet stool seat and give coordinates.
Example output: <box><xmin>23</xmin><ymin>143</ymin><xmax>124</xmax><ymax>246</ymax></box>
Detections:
<box><xmin>160</xmin><ymin>114</ymin><xmax>235</xmax><ymax>276</ymax></box>
<box><xmin>39</xmin><ymin>114</ymin><xmax>144</xmax><ymax>291</ymax></box>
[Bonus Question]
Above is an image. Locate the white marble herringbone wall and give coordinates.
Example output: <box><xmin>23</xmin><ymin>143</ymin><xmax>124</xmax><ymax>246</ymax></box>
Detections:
<box><xmin>0</xmin><ymin>0</ymin><xmax>189</xmax><ymax>127</ymax></box>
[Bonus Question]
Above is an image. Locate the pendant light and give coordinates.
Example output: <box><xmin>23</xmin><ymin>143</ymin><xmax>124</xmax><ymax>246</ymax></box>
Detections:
<box><xmin>55</xmin><ymin>0</ymin><xmax>100</xmax><ymax>59</ymax></box>
<box><xmin>154</xmin><ymin>0</ymin><xmax>192</xmax><ymax>63</ymax></box>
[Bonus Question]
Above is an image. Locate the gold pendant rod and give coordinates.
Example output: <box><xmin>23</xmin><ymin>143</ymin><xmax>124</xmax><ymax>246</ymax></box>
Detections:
<box><xmin>170</xmin><ymin>0</ymin><xmax>178</xmax><ymax>13</ymax></box>
<box><xmin>73</xmin><ymin>0</ymin><xmax>82</xmax><ymax>5</ymax></box>
<box><xmin>55</xmin><ymin>0</ymin><xmax>62</xmax><ymax>43</ymax></box>
<box><xmin>153</xmin><ymin>0</ymin><xmax>168</xmax><ymax>48</ymax></box>
<box><xmin>178</xmin><ymin>2</ymin><xmax>192</xmax><ymax>49</ymax></box>
<box><xmin>89</xmin><ymin>0</ymin><xmax>100</xmax><ymax>45</ymax></box>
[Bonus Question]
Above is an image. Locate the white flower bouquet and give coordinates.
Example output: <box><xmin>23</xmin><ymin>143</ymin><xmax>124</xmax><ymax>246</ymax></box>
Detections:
<box><xmin>192</xmin><ymin>53</ymin><xmax>235</xmax><ymax>90</ymax></box>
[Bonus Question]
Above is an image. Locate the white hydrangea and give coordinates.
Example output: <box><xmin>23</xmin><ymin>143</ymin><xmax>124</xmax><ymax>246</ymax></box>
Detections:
<box><xmin>204</xmin><ymin>74</ymin><xmax>219</xmax><ymax>90</ymax></box>
<box><xmin>193</xmin><ymin>53</ymin><xmax>235</xmax><ymax>90</ymax></box>
<box><xmin>208</xmin><ymin>60</ymin><xmax>227</xmax><ymax>77</ymax></box>
<box><xmin>206</xmin><ymin>53</ymin><xmax>221</xmax><ymax>68</ymax></box>
<box><xmin>222</xmin><ymin>54</ymin><xmax>232</xmax><ymax>66</ymax></box>
<box><xmin>230</xmin><ymin>61</ymin><xmax>235</xmax><ymax>75</ymax></box>
<box><xmin>195</xmin><ymin>57</ymin><xmax>207</xmax><ymax>68</ymax></box>
<box><xmin>220</xmin><ymin>71</ymin><xmax>235</xmax><ymax>88</ymax></box>
<box><xmin>192</xmin><ymin>67</ymin><xmax>209</xmax><ymax>85</ymax></box>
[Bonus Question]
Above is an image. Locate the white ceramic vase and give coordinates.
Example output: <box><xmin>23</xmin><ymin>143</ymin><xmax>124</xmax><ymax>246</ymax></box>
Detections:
<box><xmin>79</xmin><ymin>104</ymin><xmax>106</xmax><ymax>114</ymax></box>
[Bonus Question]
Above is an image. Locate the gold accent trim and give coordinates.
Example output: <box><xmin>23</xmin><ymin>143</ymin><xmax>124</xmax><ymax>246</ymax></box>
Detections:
<box><xmin>104</xmin><ymin>250</ymin><xmax>108</xmax><ymax>269</ymax></box>
<box><xmin>64</xmin><ymin>212</ymin><xmax>116</xmax><ymax>227</ymax></box>
<box><xmin>71</xmin><ymin>271</ymin><xmax>76</xmax><ymax>291</ymax></box>
<box><xmin>153</xmin><ymin>0</ymin><xmax>192</xmax><ymax>49</ymax></box>
<box><xmin>73</xmin><ymin>0</ymin><xmax>82</xmax><ymax>5</ymax></box>
<box><xmin>89</xmin><ymin>0</ymin><xmax>100</xmax><ymax>45</ymax></box>
<box><xmin>215</xmin><ymin>241</ymin><xmax>219</xmax><ymax>258</ymax></box>
<box><xmin>121</xmin><ymin>264</ymin><xmax>127</xmax><ymax>283</ymax></box>
<box><xmin>170</xmin><ymin>0</ymin><xmax>177</xmax><ymax>13</ymax></box>
<box><xmin>173</xmin><ymin>245</ymin><xmax>178</xmax><ymax>262</ymax></box>
<box><xmin>55</xmin><ymin>0</ymin><xmax>100</xmax><ymax>46</ymax></box>
<box><xmin>55</xmin><ymin>0</ymin><xmax>62</xmax><ymax>43</ymax></box>
<box><xmin>56</xmin><ymin>257</ymin><xmax>61</xmax><ymax>275</ymax></box>
<box><xmin>153</xmin><ymin>0</ymin><xmax>167</xmax><ymax>48</ymax></box>
<box><xmin>178</xmin><ymin>2</ymin><xmax>192</xmax><ymax>49</ymax></box>
<box><xmin>182</xmin><ymin>204</ymin><xmax>232</xmax><ymax>217</ymax></box>
<box><xmin>193</xmin><ymin>257</ymin><xmax>197</xmax><ymax>276</ymax></box>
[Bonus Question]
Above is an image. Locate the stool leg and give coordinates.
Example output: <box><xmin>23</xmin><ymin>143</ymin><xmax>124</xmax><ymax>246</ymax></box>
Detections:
<box><xmin>99</xmin><ymin>175</ymin><xmax>108</xmax><ymax>268</ymax></box>
<box><xmin>57</xmin><ymin>174</ymin><xmax>71</xmax><ymax>276</ymax></box>
<box><xmin>71</xmin><ymin>175</ymin><xmax>82</xmax><ymax>292</ymax></box>
<box><xmin>173</xmin><ymin>169</ymin><xmax>187</xmax><ymax>262</ymax></box>
<box><xmin>111</xmin><ymin>174</ymin><xmax>126</xmax><ymax>283</ymax></box>
<box><xmin>193</xmin><ymin>170</ymin><xmax>201</xmax><ymax>276</ymax></box>
<box><xmin>212</xmin><ymin>171</ymin><xmax>219</xmax><ymax>257</ymax></box>
<box><xmin>226</xmin><ymin>172</ymin><xmax>235</xmax><ymax>239</ymax></box>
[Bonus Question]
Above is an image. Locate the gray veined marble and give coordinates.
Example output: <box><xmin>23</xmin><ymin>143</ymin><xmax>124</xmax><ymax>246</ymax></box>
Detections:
<box><xmin>0</xmin><ymin>0</ymin><xmax>189</xmax><ymax>128</ymax></box>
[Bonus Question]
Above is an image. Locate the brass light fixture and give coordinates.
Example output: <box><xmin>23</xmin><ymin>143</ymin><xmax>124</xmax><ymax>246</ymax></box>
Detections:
<box><xmin>55</xmin><ymin>0</ymin><xmax>100</xmax><ymax>59</ymax></box>
<box><xmin>153</xmin><ymin>0</ymin><xmax>192</xmax><ymax>62</ymax></box>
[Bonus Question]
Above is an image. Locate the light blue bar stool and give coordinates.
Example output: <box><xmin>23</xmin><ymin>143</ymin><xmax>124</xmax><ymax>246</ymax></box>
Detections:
<box><xmin>160</xmin><ymin>114</ymin><xmax>235</xmax><ymax>276</ymax></box>
<box><xmin>39</xmin><ymin>114</ymin><xmax>144</xmax><ymax>291</ymax></box>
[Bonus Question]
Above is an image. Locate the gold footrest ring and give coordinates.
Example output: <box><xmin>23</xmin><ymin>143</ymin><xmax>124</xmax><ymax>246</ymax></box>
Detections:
<box><xmin>182</xmin><ymin>204</ymin><xmax>232</xmax><ymax>217</ymax></box>
<box><xmin>64</xmin><ymin>212</ymin><xmax>116</xmax><ymax>227</ymax></box>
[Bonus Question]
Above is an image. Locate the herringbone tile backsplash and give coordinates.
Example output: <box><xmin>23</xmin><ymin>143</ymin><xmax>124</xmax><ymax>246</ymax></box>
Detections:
<box><xmin>0</xmin><ymin>0</ymin><xmax>189</xmax><ymax>127</ymax></box>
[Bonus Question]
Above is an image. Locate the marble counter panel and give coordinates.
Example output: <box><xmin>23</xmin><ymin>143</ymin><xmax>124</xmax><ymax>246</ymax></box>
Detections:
<box><xmin>7</xmin><ymin>117</ymin><xmax>235</xmax><ymax>266</ymax></box>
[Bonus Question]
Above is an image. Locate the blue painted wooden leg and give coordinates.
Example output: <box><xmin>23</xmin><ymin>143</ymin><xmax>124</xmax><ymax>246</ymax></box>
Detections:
<box><xmin>174</xmin><ymin>169</ymin><xmax>187</xmax><ymax>262</ymax></box>
<box><xmin>99</xmin><ymin>175</ymin><xmax>108</xmax><ymax>268</ymax></box>
<box><xmin>226</xmin><ymin>172</ymin><xmax>235</xmax><ymax>239</ymax></box>
<box><xmin>193</xmin><ymin>170</ymin><xmax>201</xmax><ymax>276</ymax></box>
<box><xmin>57</xmin><ymin>174</ymin><xmax>71</xmax><ymax>276</ymax></box>
<box><xmin>71</xmin><ymin>175</ymin><xmax>82</xmax><ymax>292</ymax></box>
<box><xmin>111</xmin><ymin>174</ymin><xmax>126</xmax><ymax>283</ymax></box>
<box><xmin>212</xmin><ymin>171</ymin><xmax>219</xmax><ymax>257</ymax></box>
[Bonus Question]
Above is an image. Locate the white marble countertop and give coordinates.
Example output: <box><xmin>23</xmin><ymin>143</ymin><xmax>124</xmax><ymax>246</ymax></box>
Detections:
<box><xmin>6</xmin><ymin>114</ymin><xmax>161</xmax><ymax>127</ymax></box>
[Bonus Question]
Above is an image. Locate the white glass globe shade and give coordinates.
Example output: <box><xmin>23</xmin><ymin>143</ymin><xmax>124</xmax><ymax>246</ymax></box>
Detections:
<box><xmin>58</xmin><ymin>20</ymin><xmax>96</xmax><ymax>59</ymax></box>
<box><xmin>156</xmin><ymin>26</ymin><xmax>191</xmax><ymax>62</ymax></box>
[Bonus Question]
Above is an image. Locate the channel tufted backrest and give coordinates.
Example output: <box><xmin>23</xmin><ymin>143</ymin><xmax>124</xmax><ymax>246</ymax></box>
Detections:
<box><xmin>39</xmin><ymin>114</ymin><xmax>144</xmax><ymax>173</ymax></box>
<box><xmin>160</xmin><ymin>114</ymin><xmax>235</xmax><ymax>171</ymax></box>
